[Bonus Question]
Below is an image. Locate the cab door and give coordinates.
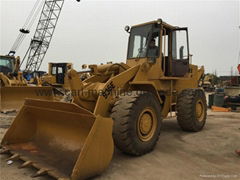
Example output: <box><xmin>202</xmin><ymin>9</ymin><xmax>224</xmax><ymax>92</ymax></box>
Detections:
<box><xmin>56</xmin><ymin>63</ymin><xmax>66</xmax><ymax>84</ymax></box>
<box><xmin>171</xmin><ymin>28</ymin><xmax>189</xmax><ymax>77</ymax></box>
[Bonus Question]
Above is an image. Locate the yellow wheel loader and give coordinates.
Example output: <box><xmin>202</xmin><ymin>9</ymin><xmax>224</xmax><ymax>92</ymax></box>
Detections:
<box><xmin>0</xmin><ymin>55</ymin><xmax>27</xmax><ymax>86</ymax></box>
<box><xmin>1</xmin><ymin>19</ymin><xmax>207</xmax><ymax>179</ymax></box>
<box><xmin>0</xmin><ymin>55</ymin><xmax>53</xmax><ymax>112</ymax></box>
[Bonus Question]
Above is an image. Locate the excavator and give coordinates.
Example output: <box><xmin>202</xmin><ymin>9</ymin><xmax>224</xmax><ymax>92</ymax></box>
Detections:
<box><xmin>1</xmin><ymin>19</ymin><xmax>207</xmax><ymax>179</ymax></box>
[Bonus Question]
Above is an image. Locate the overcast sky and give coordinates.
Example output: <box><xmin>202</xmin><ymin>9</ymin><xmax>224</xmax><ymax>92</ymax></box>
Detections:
<box><xmin>0</xmin><ymin>0</ymin><xmax>239</xmax><ymax>75</ymax></box>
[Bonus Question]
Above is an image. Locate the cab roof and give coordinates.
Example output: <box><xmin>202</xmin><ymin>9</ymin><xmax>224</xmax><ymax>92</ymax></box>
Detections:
<box><xmin>131</xmin><ymin>19</ymin><xmax>179</xmax><ymax>30</ymax></box>
<box><xmin>0</xmin><ymin>55</ymin><xmax>15</xmax><ymax>59</ymax></box>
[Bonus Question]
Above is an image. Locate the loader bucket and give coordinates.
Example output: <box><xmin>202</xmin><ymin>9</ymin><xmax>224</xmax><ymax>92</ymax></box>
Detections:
<box><xmin>0</xmin><ymin>86</ymin><xmax>53</xmax><ymax>112</ymax></box>
<box><xmin>1</xmin><ymin>99</ymin><xmax>114</xmax><ymax>179</ymax></box>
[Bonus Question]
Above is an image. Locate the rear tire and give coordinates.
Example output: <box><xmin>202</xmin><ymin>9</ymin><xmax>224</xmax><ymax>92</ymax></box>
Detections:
<box><xmin>176</xmin><ymin>88</ymin><xmax>207</xmax><ymax>132</ymax></box>
<box><xmin>111</xmin><ymin>91</ymin><xmax>162</xmax><ymax>156</ymax></box>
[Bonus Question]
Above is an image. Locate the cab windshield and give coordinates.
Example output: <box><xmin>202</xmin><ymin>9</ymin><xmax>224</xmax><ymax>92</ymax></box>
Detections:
<box><xmin>0</xmin><ymin>57</ymin><xmax>14</xmax><ymax>71</ymax></box>
<box><xmin>127</xmin><ymin>24</ymin><xmax>153</xmax><ymax>59</ymax></box>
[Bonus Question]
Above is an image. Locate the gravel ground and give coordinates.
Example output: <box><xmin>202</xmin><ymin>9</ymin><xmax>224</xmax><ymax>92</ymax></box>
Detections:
<box><xmin>0</xmin><ymin>110</ymin><xmax>239</xmax><ymax>180</ymax></box>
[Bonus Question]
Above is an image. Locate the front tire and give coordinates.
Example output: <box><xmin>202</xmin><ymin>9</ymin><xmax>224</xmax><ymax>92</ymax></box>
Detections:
<box><xmin>111</xmin><ymin>91</ymin><xmax>162</xmax><ymax>156</ymax></box>
<box><xmin>176</xmin><ymin>88</ymin><xmax>207</xmax><ymax>132</ymax></box>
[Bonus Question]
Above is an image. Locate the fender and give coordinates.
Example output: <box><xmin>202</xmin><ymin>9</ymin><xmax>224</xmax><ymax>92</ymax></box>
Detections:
<box><xmin>94</xmin><ymin>65</ymin><xmax>140</xmax><ymax>116</ymax></box>
<box><xmin>129</xmin><ymin>81</ymin><xmax>163</xmax><ymax>104</ymax></box>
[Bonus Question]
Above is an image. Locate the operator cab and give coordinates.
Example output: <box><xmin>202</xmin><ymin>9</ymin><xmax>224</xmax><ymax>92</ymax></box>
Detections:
<box><xmin>50</xmin><ymin>63</ymin><xmax>72</xmax><ymax>84</ymax></box>
<box><xmin>126</xmin><ymin>19</ymin><xmax>190</xmax><ymax>77</ymax></box>
<box><xmin>0</xmin><ymin>55</ymin><xmax>15</xmax><ymax>75</ymax></box>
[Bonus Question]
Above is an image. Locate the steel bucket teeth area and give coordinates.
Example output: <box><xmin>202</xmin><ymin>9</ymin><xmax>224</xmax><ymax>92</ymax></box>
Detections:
<box><xmin>1</xmin><ymin>99</ymin><xmax>114</xmax><ymax>180</ymax></box>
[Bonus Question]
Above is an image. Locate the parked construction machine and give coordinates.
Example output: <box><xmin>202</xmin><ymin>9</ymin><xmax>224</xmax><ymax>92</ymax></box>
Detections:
<box><xmin>0</xmin><ymin>55</ymin><xmax>26</xmax><ymax>86</ymax></box>
<box><xmin>41</xmin><ymin>63</ymin><xmax>73</xmax><ymax>89</ymax></box>
<box><xmin>0</xmin><ymin>0</ymin><xmax>80</xmax><ymax>111</ymax></box>
<box><xmin>1</xmin><ymin>19</ymin><xmax>207</xmax><ymax>179</ymax></box>
<box><xmin>0</xmin><ymin>55</ymin><xmax>53</xmax><ymax>112</ymax></box>
<box><xmin>200</xmin><ymin>73</ymin><xmax>216</xmax><ymax>92</ymax></box>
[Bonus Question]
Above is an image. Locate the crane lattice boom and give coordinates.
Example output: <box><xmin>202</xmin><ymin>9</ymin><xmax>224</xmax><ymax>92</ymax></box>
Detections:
<box><xmin>23</xmin><ymin>0</ymin><xmax>64</xmax><ymax>72</ymax></box>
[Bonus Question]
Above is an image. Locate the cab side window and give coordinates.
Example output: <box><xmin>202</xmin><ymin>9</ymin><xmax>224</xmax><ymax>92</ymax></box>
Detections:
<box><xmin>58</xmin><ymin>67</ymin><xmax>63</xmax><ymax>74</ymax></box>
<box><xmin>171</xmin><ymin>28</ymin><xmax>189</xmax><ymax>77</ymax></box>
<box><xmin>172</xmin><ymin>30</ymin><xmax>188</xmax><ymax>60</ymax></box>
<box><xmin>52</xmin><ymin>66</ymin><xmax>57</xmax><ymax>75</ymax></box>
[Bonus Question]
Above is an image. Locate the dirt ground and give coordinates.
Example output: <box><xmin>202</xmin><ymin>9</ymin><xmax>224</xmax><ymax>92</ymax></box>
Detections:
<box><xmin>0</xmin><ymin>110</ymin><xmax>239</xmax><ymax>180</ymax></box>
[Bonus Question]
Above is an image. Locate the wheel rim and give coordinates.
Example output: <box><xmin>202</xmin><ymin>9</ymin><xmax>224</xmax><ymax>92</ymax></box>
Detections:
<box><xmin>196</xmin><ymin>99</ymin><xmax>204</xmax><ymax>122</ymax></box>
<box><xmin>137</xmin><ymin>107</ymin><xmax>157</xmax><ymax>142</ymax></box>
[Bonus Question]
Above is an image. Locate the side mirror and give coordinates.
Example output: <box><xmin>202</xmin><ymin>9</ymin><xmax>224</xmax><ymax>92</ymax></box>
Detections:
<box><xmin>124</xmin><ymin>25</ymin><xmax>130</xmax><ymax>33</ymax></box>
